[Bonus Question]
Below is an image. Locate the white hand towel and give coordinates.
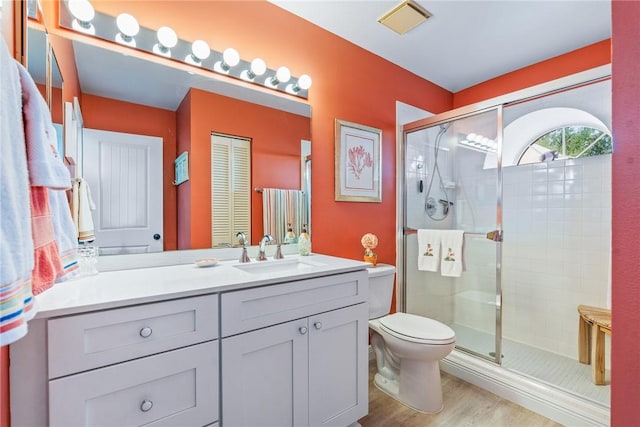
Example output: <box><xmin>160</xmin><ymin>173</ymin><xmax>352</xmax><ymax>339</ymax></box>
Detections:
<box><xmin>48</xmin><ymin>189</ymin><xmax>79</xmax><ymax>282</ymax></box>
<box><xmin>72</xmin><ymin>178</ymin><xmax>96</xmax><ymax>243</ymax></box>
<box><xmin>16</xmin><ymin>62</ymin><xmax>70</xmax><ymax>189</ymax></box>
<box><xmin>417</xmin><ymin>229</ymin><xmax>441</xmax><ymax>272</ymax></box>
<box><xmin>440</xmin><ymin>230</ymin><xmax>464</xmax><ymax>277</ymax></box>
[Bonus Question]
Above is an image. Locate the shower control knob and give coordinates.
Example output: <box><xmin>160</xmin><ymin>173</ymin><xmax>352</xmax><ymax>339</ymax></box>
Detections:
<box><xmin>314</xmin><ymin>322</ymin><xmax>322</xmax><ymax>330</ymax></box>
<box><xmin>298</xmin><ymin>326</ymin><xmax>308</xmax><ymax>335</ymax></box>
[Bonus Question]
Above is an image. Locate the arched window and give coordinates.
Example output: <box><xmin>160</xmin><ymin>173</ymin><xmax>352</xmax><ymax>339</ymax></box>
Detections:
<box><xmin>517</xmin><ymin>126</ymin><xmax>612</xmax><ymax>165</ymax></box>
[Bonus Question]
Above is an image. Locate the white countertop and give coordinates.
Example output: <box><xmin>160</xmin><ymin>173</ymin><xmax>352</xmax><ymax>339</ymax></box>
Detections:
<box><xmin>34</xmin><ymin>253</ymin><xmax>369</xmax><ymax>319</ymax></box>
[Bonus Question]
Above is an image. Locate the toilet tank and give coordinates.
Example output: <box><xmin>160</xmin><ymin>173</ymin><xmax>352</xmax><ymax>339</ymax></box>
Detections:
<box><xmin>367</xmin><ymin>264</ymin><xmax>396</xmax><ymax>319</ymax></box>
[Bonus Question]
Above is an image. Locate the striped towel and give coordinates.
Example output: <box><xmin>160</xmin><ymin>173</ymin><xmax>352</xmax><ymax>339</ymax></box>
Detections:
<box><xmin>0</xmin><ymin>38</ymin><xmax>36</xmax><ymax>345</ymax></box>
<box><xmin>262</xmin><ymin>189</ymin><xmax>307</xmax><ymax>243</ymax></box>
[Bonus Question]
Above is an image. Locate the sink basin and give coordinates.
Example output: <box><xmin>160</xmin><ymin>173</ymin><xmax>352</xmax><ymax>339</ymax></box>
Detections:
<box><xmin>232</xmin><ymin>258</ymin><xmax>326</xmax><ymax>275</ymax></box>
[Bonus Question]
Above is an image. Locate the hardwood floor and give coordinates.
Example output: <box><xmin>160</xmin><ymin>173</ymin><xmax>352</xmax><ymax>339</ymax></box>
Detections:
<box><xmin>359</xmin><ymin>362</ymin><xmax>561</xmax><ymax>427</ymax></box>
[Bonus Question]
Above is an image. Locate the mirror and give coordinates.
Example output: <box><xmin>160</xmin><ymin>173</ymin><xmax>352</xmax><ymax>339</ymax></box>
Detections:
<box><xmin>26</xmin><ymin>23</ymin><xmax>64</xmax><ymax>155</ymax></box>
<box><xmin>48</xmin><ymin>41</ymin><xmax>64</xmax><ymax>155</ymax></box>
<box><xmin>42</xmin><ymin>24</ymin><xmax>311</xmax><ymax>254</ymax></box>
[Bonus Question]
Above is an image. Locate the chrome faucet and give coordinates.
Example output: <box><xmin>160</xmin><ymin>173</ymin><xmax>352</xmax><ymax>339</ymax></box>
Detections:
<box><xmin>257</xmin><ymin>234</ymin><xmax>274</xmax><ymax>261</ymax></box>
<box><xmin>235</xmin><ymin>231</ymin><xmax>251</xmax><ymax>263</ymax></box>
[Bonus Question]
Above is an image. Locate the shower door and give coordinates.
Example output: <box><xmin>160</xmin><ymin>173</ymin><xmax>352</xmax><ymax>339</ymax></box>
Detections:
<box><xmin>402</xmin><ymin>107</ymin><xmax>503</xmax><ymax>363</ymax></box>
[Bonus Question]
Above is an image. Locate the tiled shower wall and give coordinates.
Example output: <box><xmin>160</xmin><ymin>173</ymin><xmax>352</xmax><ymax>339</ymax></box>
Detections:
<box><xmin>501</xmin><ymin>155</ymin><xmax>612</xmax><ymax>362</ymax></box>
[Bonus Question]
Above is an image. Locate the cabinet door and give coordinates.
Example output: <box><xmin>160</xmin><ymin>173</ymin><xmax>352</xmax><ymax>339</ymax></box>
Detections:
<box><xmin>222</xmin><ymin>319</ymin><xmax>309</xmax><ymax>427</ymax></box>
<box><xmin>308</xmin><ymin>304</ymin><xmax>369</xmax><ymax>427</ymax></box>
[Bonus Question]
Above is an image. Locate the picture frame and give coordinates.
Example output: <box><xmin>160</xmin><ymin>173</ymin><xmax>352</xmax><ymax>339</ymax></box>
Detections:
<box><xmin>173</xmin><ymin>151</ymin><xmax>189</xmax><ymax>185</ymax></box>
<box><xmin>335</xmin><ymin>119</ymin><xmax>382</xmax><ymax>202</ymax></box>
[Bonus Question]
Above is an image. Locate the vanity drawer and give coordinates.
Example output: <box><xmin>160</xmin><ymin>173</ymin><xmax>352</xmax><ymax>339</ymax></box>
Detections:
<box><xmin>221</xmin><ymin>270</ymin><xmax>367</xmax><ymax>337</ymax></box>
<box><xmin>48</xmin><ymin>294</ymin><xmax>218</xmax><ymax>378</ymax></box>
<box><xmin>49</xmin><ymin>340</ymin><xmax>219</xmax><ymax>427</ymax></box>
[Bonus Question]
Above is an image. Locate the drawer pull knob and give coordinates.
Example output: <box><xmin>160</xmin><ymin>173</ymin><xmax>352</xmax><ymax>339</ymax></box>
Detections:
<box><xmin>140</xmin><ymin>399</ymin><xmax>153</xmax><ymax>412</ymax></box>
<box><xmin>314</xmin><ymin>322</ymin><xmax>322</xmax><ymax>330</ymax></box>
<box><xmin>298</xmin><ymin>326</ymin><xmax>307</xmax><ymax>335</ymax></box>
<box><xmin>140</xmin><ymin>327</ymin><xmax>153</xmax><ymax>338</ymax></box>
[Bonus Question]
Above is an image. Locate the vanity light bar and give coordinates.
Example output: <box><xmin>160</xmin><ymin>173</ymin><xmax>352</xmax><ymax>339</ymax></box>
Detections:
<box><xmin>59</xmin><ymin>0</ymin><xmax>312</xmax><ymax>98</ymax></box>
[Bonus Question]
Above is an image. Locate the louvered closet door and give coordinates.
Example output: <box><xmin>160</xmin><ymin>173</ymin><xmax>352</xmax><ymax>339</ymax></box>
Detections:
<box><xmin>211</xmin><ymin>134</ymin><xmax>251</xmax><ymax>246</ymax></box>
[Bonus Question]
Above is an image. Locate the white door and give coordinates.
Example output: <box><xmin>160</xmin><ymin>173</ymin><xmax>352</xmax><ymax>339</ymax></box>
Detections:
<box><xmin>83</xmin><ymin>128</ymin><xmax>163</xmax><ymax>255</ymax></box>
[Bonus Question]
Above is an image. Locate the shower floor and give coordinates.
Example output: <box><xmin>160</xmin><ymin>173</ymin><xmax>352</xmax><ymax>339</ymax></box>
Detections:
<box><xmin>450</xmin><ymin>324</ymin><xmax>610</xmax><ymax>407</ymax></box>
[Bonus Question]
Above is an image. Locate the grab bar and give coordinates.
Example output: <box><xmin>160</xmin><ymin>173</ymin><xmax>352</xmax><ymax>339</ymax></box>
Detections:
<box><xmin>403</xmin><ymin>228</ymin><xmax>502</xmax><ymax>242</ymax></box>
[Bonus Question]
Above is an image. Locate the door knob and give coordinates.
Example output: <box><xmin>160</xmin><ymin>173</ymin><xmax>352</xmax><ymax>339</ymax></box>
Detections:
<box><xmin>153</xmin><ymin>233</ymin><xmax>161</xmax><ymax>240</ymax></box>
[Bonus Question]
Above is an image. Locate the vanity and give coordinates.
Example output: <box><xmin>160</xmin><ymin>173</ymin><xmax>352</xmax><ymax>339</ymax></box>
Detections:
<box><xmin>10</xmin><ymin>254</ymin><xmax>369</xmax><ymax>427</ymax></box>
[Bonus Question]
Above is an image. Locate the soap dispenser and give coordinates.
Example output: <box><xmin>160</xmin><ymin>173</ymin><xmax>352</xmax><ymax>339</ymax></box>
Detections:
<box><xmin>298</xmin><ymin>224</ymin><xmax>311</xmax><ymax>256</ymax></box>
<box><xmin>284</xmin><ymin>223</ymin><xmax>297</xmax><ymax>244</ymax></box>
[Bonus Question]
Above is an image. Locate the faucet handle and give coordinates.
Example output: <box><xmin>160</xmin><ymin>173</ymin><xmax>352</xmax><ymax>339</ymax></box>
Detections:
<box><xmin>274</xmin><ymin>244</ymin><xmax>284</xmax><ymax>260</ymax></box>
<box><xmin>240</xmin><ymin>246</ymin><xmax>251</xmax><ymax>263</ymax></box>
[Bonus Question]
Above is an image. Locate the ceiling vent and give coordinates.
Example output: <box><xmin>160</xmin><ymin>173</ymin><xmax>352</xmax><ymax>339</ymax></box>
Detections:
<box><xmin>378</xmin><ymin>0</ymin><xmax>432</xmax><ymax>35</ymax></box>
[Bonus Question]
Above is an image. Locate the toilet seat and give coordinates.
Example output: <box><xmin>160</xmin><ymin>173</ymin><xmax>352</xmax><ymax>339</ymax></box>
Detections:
<box><xmin>379</xmin><ymin>313</ymin><xmax>455</xmax><ymax>345</ymax></box>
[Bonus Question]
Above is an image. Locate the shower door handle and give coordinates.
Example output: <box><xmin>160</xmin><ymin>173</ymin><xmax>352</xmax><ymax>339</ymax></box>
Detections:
<box><xmin>486</xmin><ymin>230</ymin><xmax>503</xmax><ymax>242</ymax></box>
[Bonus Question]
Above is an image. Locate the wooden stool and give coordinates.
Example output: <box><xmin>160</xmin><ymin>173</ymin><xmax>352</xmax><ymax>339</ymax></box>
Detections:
<box><xmin>577</xmin><ymin>305</ymin><xmax>611</xmax><ymax>385</ymax></box>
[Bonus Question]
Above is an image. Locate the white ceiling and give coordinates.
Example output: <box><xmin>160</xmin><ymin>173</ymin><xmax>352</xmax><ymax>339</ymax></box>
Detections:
<box><xmin>268</xmin><ymin>0</ymin><xmax>611</xmax><ymax>92</ymax></box>
<box><xmin>69</xmin><ymin>1</ymin><xmax>611</xmax><ymax>113</ymax></box>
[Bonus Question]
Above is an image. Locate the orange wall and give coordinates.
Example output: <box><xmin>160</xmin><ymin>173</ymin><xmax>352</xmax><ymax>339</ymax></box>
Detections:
<box><xmin>611</xmin><ymin>2</ymin><xmax>640</xmax><ymax>424</ymax></box>
<box><xmin>81</xmin><ymin>94</ymin><xmax>178</xmax><ymax>251</ymax></box>
<box><xmin>453</xmin><ymin>39</ymin><xmax>611</xmax><ymax>108</ymax></box>
<box><xmin>179</xmin><ymin>88</ymin><xmax>311</xmax><ymax>248</ymax></box>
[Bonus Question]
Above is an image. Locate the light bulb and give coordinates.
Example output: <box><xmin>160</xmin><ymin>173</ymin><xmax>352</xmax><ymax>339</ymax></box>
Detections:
<box><xmin>115</xmin><ymin>13</ymin><xmax>138</xmax><ymax>46</ymax></box>
<box><xmin>153</xmin><ymin>26</ymin><xmax>177</xmax><ymax>57</ymax></box>
<box><xmin>116</xmin><ymin>13</ymin><xmax>139</xmax><ymax>37</ymax></box>
<box><xmin>185</xmin><ymin>40</ymin><xmax>210</xmax><ymax>66</ymax></box>
<box><xmin>296</xmin><ymin>74</ymin><xmax>312</xmax><ymax>90</ymax></box>
<box><xmin>275</xmin><ymin>66</ymin><xmax>291</xmax><ymax>84</ymax></box>
<box><xmin>222</xmin><ymin>48</ymin><xmax>240</xmax><ymax>67</ymax></box>
<box><xmin>250</xmin><ymin>58</ymin><xmax>266</xmax><ymax>76</ymax></box>
<box><xmin>157</xmin><ymin>26</ymin><xmax>177</xmax><ymax>48</ymax></box>
<box><xmin>241</xmin><ymin>58</ymin><xmax>267</xmax><ymax>81</ymax></box>
<box><xmin>68</xmin><ymin>0</ymin><xmax>95</xmax><ymax>34</ymax></box>
<box><xmin>68</xmin><ymin>0</ymin><xmax>94</xmax><ymax>22</ymax></box>
<box><xmin>192</xmin><ymin>40</ymin><xmax>210</xmax><ymax>60</ymax></box>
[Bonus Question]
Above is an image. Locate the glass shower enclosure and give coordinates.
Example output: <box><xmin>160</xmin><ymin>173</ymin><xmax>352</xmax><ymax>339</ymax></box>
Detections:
<box><xmin>402</xmin><ymin>107</ymin><xmax>503</xmax><ymax>363</ymax></box>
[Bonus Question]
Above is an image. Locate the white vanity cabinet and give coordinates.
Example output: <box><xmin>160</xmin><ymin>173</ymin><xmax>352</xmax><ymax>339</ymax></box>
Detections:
<box><xmin>9</xmin><ymin>255</ymin><xmax>370</xmax><ymax>427</ymax></box>
<box><xmin>220</xmin><ymin>270</ymin><xmax>369</xmax><ymax>427</ymax></box>
<box><xmin>10</xmin><ymin>294</ymin><xmax>220</xmax><ymax>427</ymax></box>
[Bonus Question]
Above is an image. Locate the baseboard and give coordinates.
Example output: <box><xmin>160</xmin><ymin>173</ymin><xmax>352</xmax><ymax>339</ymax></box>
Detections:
<box><xmin>440</xmin><ymin>350</ymin><xmax>610</xmax><ymax>426</ymax></box>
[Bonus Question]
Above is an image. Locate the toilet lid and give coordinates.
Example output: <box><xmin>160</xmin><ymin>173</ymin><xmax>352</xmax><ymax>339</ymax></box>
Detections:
<box><xmin>379</xmin><ymin>313</ymin><xmax>455</xmax><ymax>344</ymax></box>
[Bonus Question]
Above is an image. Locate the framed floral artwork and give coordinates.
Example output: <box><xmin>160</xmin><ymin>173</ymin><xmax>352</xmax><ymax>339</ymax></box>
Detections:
<box><xmin>335</xmin><ymin>119</ymin><xmax>382</xmax><ymax>202</ymax></box>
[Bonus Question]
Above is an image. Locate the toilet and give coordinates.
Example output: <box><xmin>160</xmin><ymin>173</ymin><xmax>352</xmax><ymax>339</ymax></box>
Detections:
<box><xmin>367</xmin><ymin>264</ymin><xmax>456</xmax><ymax>413</ymax></box>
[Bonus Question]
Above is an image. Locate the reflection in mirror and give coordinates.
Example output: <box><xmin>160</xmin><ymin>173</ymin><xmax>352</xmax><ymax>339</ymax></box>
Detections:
<box><xmin>26</xmin><ymin>0</ymin><xmax>38</xmax><ymax>19</ymax></box>
<box><xmin>27</xmin><ymin>25</ymin><xmax>64</xmax><ymax>154</ymax></box>
<box><xmin>48</xmin><ymin>43</ymin><xmax>64</xmax><ymax>155</ymax></box>
<box><xmin>65</xmin><ymin>36</ymin><xmax>311</xmax><ymax>254</ymax></box>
